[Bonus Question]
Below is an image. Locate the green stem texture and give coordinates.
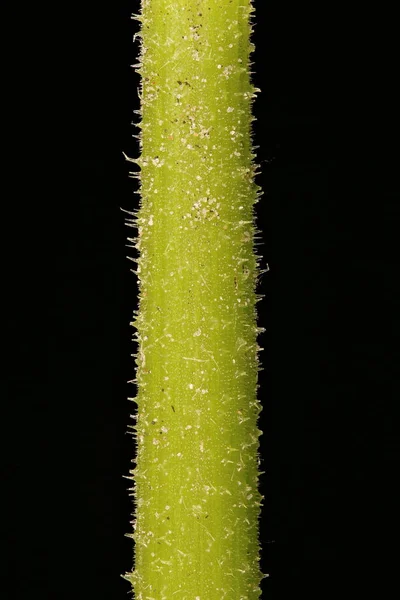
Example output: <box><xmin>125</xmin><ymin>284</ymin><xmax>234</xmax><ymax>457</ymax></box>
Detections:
<box><xmin>124</xmin><ymin>1</ymin><xmax>265</xmax><ymax>598</ymax></box>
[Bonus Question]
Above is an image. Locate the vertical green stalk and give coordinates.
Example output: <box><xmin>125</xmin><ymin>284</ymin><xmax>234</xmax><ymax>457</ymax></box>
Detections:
<box><xmin>124</xmin><ymin>1</ymin><xmax>265</xmax><ymax>598</ymax></box>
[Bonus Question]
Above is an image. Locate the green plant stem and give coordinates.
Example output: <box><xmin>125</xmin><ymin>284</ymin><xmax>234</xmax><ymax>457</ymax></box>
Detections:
<box><xmin>124</xmin><ymin>1</ymin><xmax>265</xmax><ymax>598</ymax></box>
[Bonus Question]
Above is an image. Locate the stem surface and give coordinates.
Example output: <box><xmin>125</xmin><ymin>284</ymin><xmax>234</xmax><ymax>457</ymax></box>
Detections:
<box><xmin>125</xmin><ymin>1</ymin><xmax>265</xmax><ymax>598</ymax></box>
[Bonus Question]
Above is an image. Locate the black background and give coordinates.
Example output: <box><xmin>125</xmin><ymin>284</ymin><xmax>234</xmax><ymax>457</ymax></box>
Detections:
<box><xmin>5</xmin><ymin>1</ymin><xmax>399</xmax><ymax>599</ymax></box>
